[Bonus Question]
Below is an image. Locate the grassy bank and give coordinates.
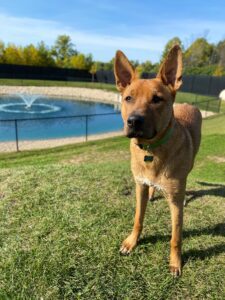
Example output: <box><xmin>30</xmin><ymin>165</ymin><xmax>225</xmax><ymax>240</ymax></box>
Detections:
<box><xmin>0</xmin><ymin>114</ymin><xmax>224</xmax><ymax>299</ymax></box>
<box><xmin>0</xmin><ymin>79</ymin><xmax>117</xmax><ymax>91</ymax></box>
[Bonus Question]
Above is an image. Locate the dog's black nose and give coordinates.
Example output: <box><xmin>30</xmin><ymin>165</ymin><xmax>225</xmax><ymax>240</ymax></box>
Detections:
<box><xmin>127</xmin><ymin>115</ymin><xmax>144</xmax><ymax>129</ymax></box>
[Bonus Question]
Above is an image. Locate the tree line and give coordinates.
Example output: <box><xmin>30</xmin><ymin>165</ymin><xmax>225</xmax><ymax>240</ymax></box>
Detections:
<box><xmin>0</xmin><ymin>35</ymin><xmax>225</xmax><ymax>76</ymax></box>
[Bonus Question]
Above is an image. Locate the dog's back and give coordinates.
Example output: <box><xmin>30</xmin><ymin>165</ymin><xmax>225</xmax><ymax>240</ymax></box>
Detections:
<box><xmin>174</xmin><ymin>103</ymin><xmax>202</xmax><ymax>157</ymax></box>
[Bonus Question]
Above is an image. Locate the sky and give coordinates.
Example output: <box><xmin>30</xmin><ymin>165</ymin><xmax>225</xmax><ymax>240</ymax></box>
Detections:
<box><xmin>0</xmin><ymin>0</ymin><xmax>225</xmax><ymax>63</ymax></box>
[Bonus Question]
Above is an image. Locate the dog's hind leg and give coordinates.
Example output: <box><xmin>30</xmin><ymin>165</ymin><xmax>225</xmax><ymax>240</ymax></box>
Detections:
<box><xmin>120</xmin><ymin>183</ymin><xmax>149</xmax><ymax>254</ymax></box>
<box><xmin>149</xmin><ymin>186</ymin><xmax>155</xmax><ymax>201</ymax></box>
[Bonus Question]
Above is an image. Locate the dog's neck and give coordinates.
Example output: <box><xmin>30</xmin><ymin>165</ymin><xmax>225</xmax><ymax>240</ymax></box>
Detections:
<box><xmin>136</xmin><ymin>117</ymin><xmax>174</xmax><ymax>152</ymax></box>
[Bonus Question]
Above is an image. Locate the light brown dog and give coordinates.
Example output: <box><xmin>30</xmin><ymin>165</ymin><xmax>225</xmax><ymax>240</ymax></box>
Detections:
<box><xmin>114</xmin><ymin>45</ymin><xmax>202</xmax><ymax>276</ymax></box>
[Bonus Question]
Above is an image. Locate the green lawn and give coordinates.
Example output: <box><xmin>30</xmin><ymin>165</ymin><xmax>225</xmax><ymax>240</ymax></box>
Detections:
<box><xmin>0</xmin><ymin>114</ymin><xmax>224</xmax><ymax>299</ymax></box>
<box><xmin>0</xmin><ymin>79</ymin><xmax>117</xmax><ymax>92</ymax></box>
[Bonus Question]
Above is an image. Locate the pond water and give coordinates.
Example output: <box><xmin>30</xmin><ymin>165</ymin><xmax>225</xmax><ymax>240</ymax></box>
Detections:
<box><xmin>0</xmin><ymin>95</ymin><xmax>123</xmax><ymax>141</ymax></box>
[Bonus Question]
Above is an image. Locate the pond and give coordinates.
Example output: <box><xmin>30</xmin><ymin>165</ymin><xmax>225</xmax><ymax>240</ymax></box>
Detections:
<box><xmin>0</xmin><ymin>95</ymin><xmax>123</xmax><ymax>141</ymax></box>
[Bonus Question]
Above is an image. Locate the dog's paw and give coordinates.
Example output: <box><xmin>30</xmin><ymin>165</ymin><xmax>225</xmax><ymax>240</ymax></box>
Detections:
<box><xmin>120</xmin><ymin>235</ymin><xmax>137</xmax><ymax>255</ymax></box>
<box><xmin>169</xmin><ymin>265</ymin><xmax>182</xmax><ymax>277</ymax></box>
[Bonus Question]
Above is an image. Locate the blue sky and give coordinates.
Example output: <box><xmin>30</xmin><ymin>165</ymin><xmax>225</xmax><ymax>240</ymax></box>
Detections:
<box><xmin>0</xmin><ymin>0</ymin><xmax>225</xmax><ymax>62</ymax></box>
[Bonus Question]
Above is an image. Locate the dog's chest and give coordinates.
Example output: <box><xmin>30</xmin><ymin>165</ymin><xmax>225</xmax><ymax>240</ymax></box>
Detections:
<box><xmin>132</xmin><ymin>158</ymin><xmax>166</xmax><ymax>191</ymax></box>
<box><xmin>131</xmin><ymin>145</ymin><xmax>167</xmax><ymax>191</ymax></box>
<box><xmin>131</xmin><ymin>144</ymin><xmax>170</xmax><ymax>191</ymax></box>
<box><xmin>134</xmin><ymin>175</ymin><xmax>164</xmax><ymax>191</ymax></box>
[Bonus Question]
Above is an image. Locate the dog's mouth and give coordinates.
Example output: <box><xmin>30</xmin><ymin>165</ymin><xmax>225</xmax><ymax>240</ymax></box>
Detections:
<box><xmin>126</xmin><ymin>128</ymin><xmax>157</xmax><ymax>139</ymax></box>
<box><xmin>126</xmin><ymin>131</ymin><xmax>143</xmax><ymax>138</ymax></box>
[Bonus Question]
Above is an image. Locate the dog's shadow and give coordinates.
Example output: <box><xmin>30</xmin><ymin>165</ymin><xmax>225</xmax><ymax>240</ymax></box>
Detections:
<box><xmin>185</xmin><ymin>181</ymin><xmax>225</xmax><ymax>205</ymax></box>
<box><xmin>145</xmin><ymin>181</ymin><xmax>225</xmax><ymax>263</ymax></box>
<box><xmin>139</xmin><ymin>222</ymin><xmax>225</xmax><ymax>263</ymax></box>
<box><xmin>151</xmin><ymin>181</ymin><xmax>225</xmax><ymax>205</ymax></box>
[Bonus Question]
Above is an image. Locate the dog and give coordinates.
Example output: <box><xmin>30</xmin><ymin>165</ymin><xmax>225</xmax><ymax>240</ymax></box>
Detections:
<box><xmin>114</xmin><ymin>45</ymin><xmax>202</xmax><ymax>276</ymax></box>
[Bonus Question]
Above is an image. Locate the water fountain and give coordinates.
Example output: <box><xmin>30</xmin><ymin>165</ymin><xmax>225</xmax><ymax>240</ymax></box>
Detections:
<box><xmin>17</xmin><ymin>93</ymin><xmax>41</xmax><ymax>109</ymax></box>
<box><xmin>0</xmin><ymin>93</ymin><xmax>61</xmax><ymax>114</ymax></box>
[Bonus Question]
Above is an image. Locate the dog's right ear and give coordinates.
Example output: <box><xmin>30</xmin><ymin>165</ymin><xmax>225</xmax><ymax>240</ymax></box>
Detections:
<box><xmin>114</xmin><ymin>50</ymin><xmax>135</xmax><ymax>92</ymax></box>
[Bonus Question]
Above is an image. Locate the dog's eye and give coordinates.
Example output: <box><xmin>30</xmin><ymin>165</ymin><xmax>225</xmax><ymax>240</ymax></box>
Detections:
<box><xmin>125</xmin><ymin>96</ymin><xmax>132</xmax><ymax>102</ymax></box>
<box><xmin>152</xmin><ymin>95</ymin><xmax>163</xmax><ymax>104</ymax></box>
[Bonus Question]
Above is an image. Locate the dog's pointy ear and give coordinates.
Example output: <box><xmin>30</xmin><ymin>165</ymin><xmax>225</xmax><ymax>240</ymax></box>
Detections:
<box><xmin>157</xmin><ymin>45</ymin><xmax>182</xmax><ymax>91</ymax></box>
<box><xmin>114</xmin><ymin>50</ymin><xmax>136</xmax><ymax>92</ymax></box>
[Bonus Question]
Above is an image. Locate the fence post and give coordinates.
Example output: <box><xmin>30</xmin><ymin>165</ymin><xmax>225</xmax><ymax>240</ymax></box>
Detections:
<box><xmin>206</xmin><ymin>100</ymin><xmax>209</xmax><ymax>112</ymax></box>
<box><xmin>218</xmin><ymin>99</ymin><xmax>222</xmax><ymax>113</ymax></box>
<box><xmin>195</xmin><ymin>94</ymin><xmax>198</xmax><ymax>104</ymax></box>
<box><xmin>207</xmin><ymin>76</ymin><xmax>212</xmax><ymax>95</ymax></box>
<box><xmin>85</xmin><ymin>115</ymin><xmax>88</xmax><ymax>142</ymax></box>
<box><xmin>190</xmin><ymin>76</ymin><xmax>195</xmax><ymax>93</ymax></box>
<box><xmin>205</xmin><ymin>100</ymin><xmax>210</xmax><ymax>118</ymax></box>
<box><xmin>15</xmin><ymin>119</ymin><xmax>19</xmax><ymax>152</ymax></box>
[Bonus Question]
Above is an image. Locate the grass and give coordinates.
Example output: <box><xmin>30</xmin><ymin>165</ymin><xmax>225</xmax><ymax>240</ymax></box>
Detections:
<box><xmin>0</xmin><ymin>114</ymin><xmax>225</xmax><ymax>299</ymax></box>
<box><xmin>0</xmin><ymin>79</ymin><xmax>117</xmax><ymax>92</ymax></box>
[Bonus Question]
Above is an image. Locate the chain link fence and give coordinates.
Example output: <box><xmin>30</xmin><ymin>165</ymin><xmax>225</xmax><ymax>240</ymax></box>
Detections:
<box><xmin>0</xmin><ymin>112</ymin><xmax>123</xmax><ymax>152</ymax></box>
<box><xmin>191</xmin><ymin>97</ymin><xmax>221</xmax><ymax>117</ymax></box>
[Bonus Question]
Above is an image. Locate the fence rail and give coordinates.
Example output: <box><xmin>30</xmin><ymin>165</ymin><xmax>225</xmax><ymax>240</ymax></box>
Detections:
<box><xmin>191</xmin><ymin>97</ymin><xmax>221</xmax><ymax>117</ymax></box>
<box><xmin>0</xmin><ymin>112</ymin><xmax>123</xmax><ymax>152</ymax></box>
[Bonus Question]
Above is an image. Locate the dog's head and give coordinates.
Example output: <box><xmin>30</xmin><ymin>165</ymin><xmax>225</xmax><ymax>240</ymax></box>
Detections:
<box><xmin>114</xmin><ymin>45</ymin><xmax>182</xmax><ymax>140</ymax></box>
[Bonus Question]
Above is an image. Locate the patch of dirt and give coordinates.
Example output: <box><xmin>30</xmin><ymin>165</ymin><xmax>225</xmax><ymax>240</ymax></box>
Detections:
<box><xmin>62</xmin><ymin>150</ymin><xmax>130</xmax><ymax>165</ymax></box>
<box><xmin>208</xmin><ymin>156</ymin><xmax>225</xmax><ymax>163</ymax></box>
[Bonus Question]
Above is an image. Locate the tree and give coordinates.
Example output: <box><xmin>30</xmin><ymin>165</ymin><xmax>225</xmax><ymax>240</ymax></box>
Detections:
<box><xmin>141</xmin><ymin>60</ymin><xmax>153</xmax><ymax>73</ymax></box>
<box><xmin>184</xmin><ymin>38</ymin><xmax>214</xmax><ymax>67</ymax></box>
<box><xmin>160</xmin><ymin>37</ymin><xmax>183</xmax><ymax>62</ymax></box>
<box><xmin>84</xmin><ymin>53</ymin><xmax>93</xmax><ymax>70</ymax></box>
<box><xmin>51</xmin><ymin>35</ymin><xmax>77</xmax><ymax>67</ymax></box>
<box><xmin>36</xmin><ymin>41</ymin><xmax>56</xmax><ymax>67</ymax></box>
<box><xmin>0</xmin><ymin>41</ymin><xmax>5</xmax><ymax>63</ymax></box>
<box><xmin>213</xmin><ymin>65</ymin><xmax>225</xmax><ymax>76</ymax></box>
<box><xmin>91</xmin><ymin>61</ymin><xmax>105</xmax><ymax>71</ymax></box>
<box><xmin>23</xmin><ymin>44</ymin><xmax>39</xmax><ymax>65</ymax></box>
<box><xmin>90</xmin><ymin>62</ymin><xmax>98</xmax><ymax>82</ymax></box>
<box><xmin>130</xmin><ymin>59</ymin><xmax>139</xmax><ymax>68</ymax></box>
<box><xmin>103</xmin><ymin>58</ymin><xmax>114</xmax><ymax>71</ymax></box>
<box><xmin>149</xmin><ymin>63</ymin><xmax>160</xmax><ymax>73</ymax></box>
<box><xmin>135</xmin><ymin>64</ymin><xmax>143</xmax><ymax>76</ymax></box>
<box><xmin>4</xmin><ymin>44</ymin><xmax>24</xmax><ymax>65</ymax></box>
<box><xmin>70</xmin><ymin>54</ymin><xmax>87</xmax><ymax>69</ymax></box>
<box><xmin>135</xmin><ymin>60</ymin><xmax>153</xmax><ymax>76</ymax></box>
<box><xmin>216</xmin><ymin>40</ymin><xmax>225</xmax><ymax>67</ymax></box>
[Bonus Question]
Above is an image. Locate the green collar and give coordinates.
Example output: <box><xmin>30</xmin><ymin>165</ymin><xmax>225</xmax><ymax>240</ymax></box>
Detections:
<box><xmin>138</xmin><ymin>126</ymin><xmax>174</xmax><ymax>152</ymax></box>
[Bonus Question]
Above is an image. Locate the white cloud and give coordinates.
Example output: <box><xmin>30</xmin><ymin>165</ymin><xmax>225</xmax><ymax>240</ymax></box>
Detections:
<box><xmin>0</xmin><ymin>13</ymin><xmax>166</xmax><ymax>48</ymax></box>
<box><xmin>0</xmin><ymin>13</ymin><xmax>224</xmax><ymax>62</ymax></box>
<box><xmin>0</xmin><ymin>14</ymin><xmax>65</xmax><ymax>45</ymax></box>
<box><xmin>0</xmin><ymin>13</ymin><xmax>167</xmax><ymax>61</ymax></box>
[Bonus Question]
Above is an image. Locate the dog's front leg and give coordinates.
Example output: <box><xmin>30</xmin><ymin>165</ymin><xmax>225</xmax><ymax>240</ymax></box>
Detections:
<box><xmin>167</xmin><ymin>193</ymin><xmax>184</xmax><ymax>276</ymax></box>
<box><xmin>120</xmin><ymin>183</ymin><xmax>149</xmax><ymax>254</ymax></box>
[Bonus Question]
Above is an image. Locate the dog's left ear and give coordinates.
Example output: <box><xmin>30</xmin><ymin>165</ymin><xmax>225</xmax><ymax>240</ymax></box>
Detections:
<box><xmin>157</xmin><ymin>45</ymin><xmax>182</xmax><ymax>91</ymax></box>
<box><xmin>114</xmin><ymin>50</ymin><xmax>136</xmax><ymax>92</ymax></box>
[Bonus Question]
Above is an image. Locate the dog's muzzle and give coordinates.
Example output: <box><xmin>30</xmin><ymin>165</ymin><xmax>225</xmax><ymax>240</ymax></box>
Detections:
<box><xmin>126</xmin><ymin>114</ymin><xmax>144</xmax><ymax>138</ymax></box>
